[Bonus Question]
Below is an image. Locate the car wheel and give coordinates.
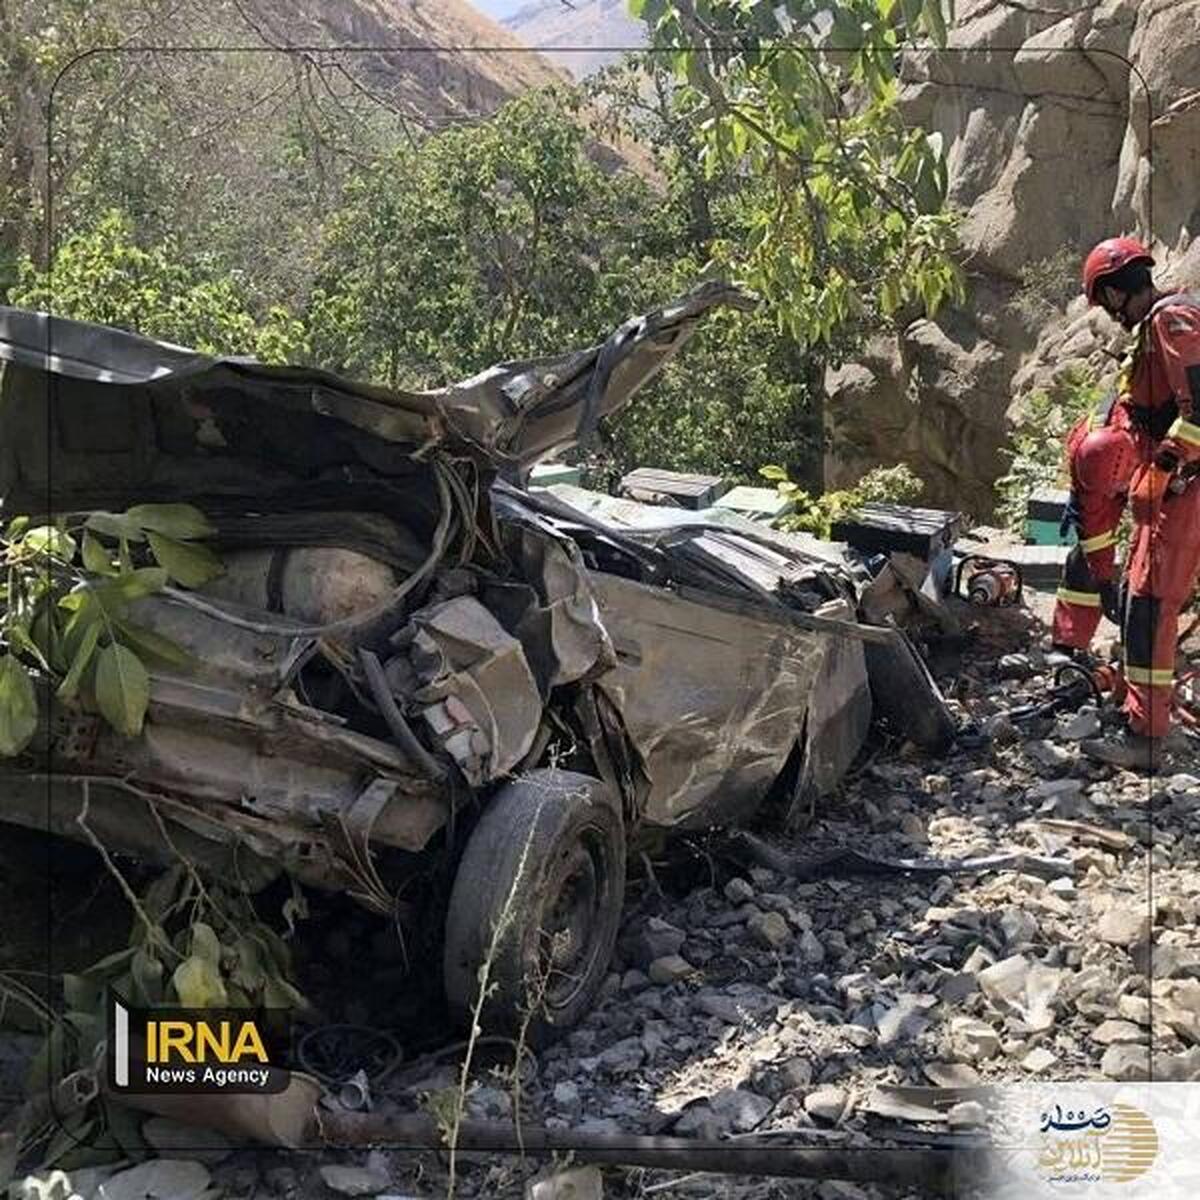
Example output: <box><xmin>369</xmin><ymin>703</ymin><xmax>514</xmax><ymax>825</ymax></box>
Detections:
<box><xmin>864</xmin><ymin>628</ymin><xmax>958</xmax><ymax>752</ymax></box>
<box><xmin>443</xmin><ymin>768</ymin><xmax>626</xmax><ymax>1047</ymax></box>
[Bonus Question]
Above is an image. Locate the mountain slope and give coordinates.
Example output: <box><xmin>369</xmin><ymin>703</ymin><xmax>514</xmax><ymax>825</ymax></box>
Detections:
<box><xmin>502</xmin><ymin>0</ymin><xmax>647</xmax><ymax>78</ymax></box>
<box><xmin>247</xmin><ymin>0</ymin><xmax>569</xmax><ymax>123</ymax></box>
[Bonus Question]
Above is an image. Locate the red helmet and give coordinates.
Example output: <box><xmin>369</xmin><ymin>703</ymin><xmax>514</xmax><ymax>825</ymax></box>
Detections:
<box><xmin>1082</xmin><ymin>236</ymin><xmax>1154</xmax><ymax>304</ymax></box>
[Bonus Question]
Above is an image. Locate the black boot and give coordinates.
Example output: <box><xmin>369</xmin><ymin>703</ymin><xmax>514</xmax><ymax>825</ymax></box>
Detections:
<box><xmin>1081</xmin><ymin>725</ymin><xmax>1162</xmax><ymax>772</ymax></box>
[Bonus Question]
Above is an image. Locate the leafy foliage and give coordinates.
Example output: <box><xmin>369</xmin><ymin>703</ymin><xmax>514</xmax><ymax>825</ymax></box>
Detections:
<box><xmin>634</xmin><ymin>0</ymin><xmax>964</xmax><ymax>345</ymax></box>
<box><xmin>994</xmin><ymin>368</ymin><xmax>1102</xmax><ymax>535</ymax></box>
<box><xmin>31</xmin><ymin>865</ymin><xmax>310</xmax><ymax>1169</ymax></box>
<box><xmin>762</xmin><ymin>460</ymin><xmax>924</xmax><ymax>537</ymax></box>
<box><xmin>10</xmin><ymin>211</ymin><xmax>306</xmax><ymax>361</ymax></box>
<box><xmin>0</xmin><ymin>503</ymin><xmax>220</xmax><ymax>756</ymax></box>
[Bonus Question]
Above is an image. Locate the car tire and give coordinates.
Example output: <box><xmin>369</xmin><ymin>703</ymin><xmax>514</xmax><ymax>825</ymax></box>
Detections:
<box><xmin>443</xmin><ymin>768</ymin><xmax>626</xmax><ymax>1047</ymax></box>
<box><xmin>864</xmin><ymin>628</ymin><xmax>958</xmax><ymax>752</ymax></box>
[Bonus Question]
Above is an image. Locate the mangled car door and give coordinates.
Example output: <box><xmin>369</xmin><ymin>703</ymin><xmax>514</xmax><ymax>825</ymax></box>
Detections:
<box><xmin>587</xmin><ymin>574</ymin><xmax>826</xmax><ymax>829</ymax></box>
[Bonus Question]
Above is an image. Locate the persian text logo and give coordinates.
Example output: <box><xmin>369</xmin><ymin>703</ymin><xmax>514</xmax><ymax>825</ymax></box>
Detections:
<box><xmin>1036</xmin><ymin>1101</ymin><xmax>1158</xmax><ymax>1186</ymax></box>
<box><xmin>108</xmin><ymin>993</ymin><xmax>287</xmax><ymax>1095</ymax></box>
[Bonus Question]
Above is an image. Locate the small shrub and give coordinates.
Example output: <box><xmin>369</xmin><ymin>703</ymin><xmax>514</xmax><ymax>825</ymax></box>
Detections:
<box><xmin>994</xmin><ymin>367</ymin><xmax>1103</xmax><ymax>536</ymax></box>
<box><xmin>1009</xmin><ymin>246</ymin><xmax>1084</xmax><ymax>325</ymax></box>
<box><xmin>761</xmin><ymin>462</ymin><xmax>924</xmax><ymax>539</ymax></box>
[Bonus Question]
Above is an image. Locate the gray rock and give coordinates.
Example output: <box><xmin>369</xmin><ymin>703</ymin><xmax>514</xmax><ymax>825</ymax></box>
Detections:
<box><xmin>598</xmin><ymin>1036</ymin><xmax>645</xmax><ymax>1073</ymax></box>
<box><xmin>1021</xmin><ymin>1047</ymin><xmax>1057</xmax><ymax>1072</ymax></box>
<box><xmin>319</xmin><ymin>1166</ymin><xmax>391</xmax><ymax>1197</ymax></box>
<box><xmin>467</xmin><ymin>1085</ymin><xmax>513</xmax><ymax>1119</ymax></box>
<box><xmin>923</xmin><ymin>1062</ymin><xmax>981</xmax><ymax>1087</ymax></box>
<box><xmin>998</xmin><ymin>907</ymin><xmax>1039</xmax><ymax>948</ymax></box>
<box><xmin>1154</xmin><ymin>1048</ymin><xmax>1200</xmax><ymax>1082</ymax></box>
<box><xmin>799</xmin><ymin>930</ymin><xmax>826</xmax><ymax>965</ymax></box>
<box><xmin>804</xmin><ymin>1086</ymin><xmax>849</xmax><ymax>1124</ymax></box>
<box><xmin>710</xmin><ymin>1086</ymin><xmax>773</xmax><ymax>1132</ymax></box>
<box><xmin>695</xmin><ymin>991</ymin><xmax>752</xmax><ymax>1025</ymax></box>
<box><xmin>947</xmin><ymin>1101</ymin><xmax>987</xmax><ymax>1129</ymax></box>
<box><xmin>1097</xmin><ymin>904</ymin><xmax>1151</xmax><ymax>948</ymax></box>
<box><xmin>950</xmin><ymin>1016</ymin><xmax>1000</xmax><ymax>1059</ymax></box>
<box><xmin>875</xmin><ymin>993</ymin><xmax>934</xmax><ymax>1046</ymax></box>
<box><xmin>1025</xmin><ymin>739</ymin><xmax>1074</xmax><ymax>777</ymax></box>
<box><xmin>1059</xmin><ymin>709</ymin><xmax>1102</xmax><ymax>741</ymax></box>
<box><xmin>724</xmin><ymin>877</ymin><xmax>756</xmax><ymax>905</ymax></box>
<box><xmin>265</xmin><ymin>1167</ymin><xmax>299</xmax><ymax>1196</ymax></box>
<box><xmin>1090</xmin><ymin>1019</ymin><xmax>1146</xmax><ymax>1046</ymax></box>
<box><xmin>96</xmin><ymin>1162</ymin><xmax>212</xmax><ymax>1200</ymax></box>
<box><xmin>553</xmin><ymin>1081</ymin><xmax>581</xmax><ymax>1110</ymax></box>
<box><xmin>1100</xmin><ymin>1044</ymin><xmax>1149</xmax><ymax>1081</ymax></box>
<box><xmin>647</xmin><ymin>954</ymin><xmax>694</xmax><ymax>985</ymax></box>
<box><xmin>627</xmin><ymin>917</ymin><xmax>687</xmax><ymax>968</ymax></box>
<box><xmin>781</xmin><ymin>1056</ymin><xmax>814</xmax><ymax>1089</ymax></box>
<box><xmin>747</xmin><ymin>910</ymin><xmax>791</xmax><ymax>950</ymax></box>
<box><xmin>621</xmin><ymin>968</ymin><xmax>651</xmax><ymax>993</ymax></box>
<box><xmin>527</xmin><ymin>1167</ymin><xmax>604</xmax><ymax>1200</ymax></box>
<box><xmin>1117</xmin><ymin>994</ymin><xmax>1151</xmax><ymax>1026</ymax></box>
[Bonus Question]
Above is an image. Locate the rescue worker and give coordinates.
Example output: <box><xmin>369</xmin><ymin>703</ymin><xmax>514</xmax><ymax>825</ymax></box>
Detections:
<box><xmin>1073</xmin><ymin>236</ymin><xmax>1200</xmax><ymax>769</ymax></box>
<box><xmin>1050</xmin><ymin>395</ymin><xmax>1141</xmax><ymax>653</ymax></box>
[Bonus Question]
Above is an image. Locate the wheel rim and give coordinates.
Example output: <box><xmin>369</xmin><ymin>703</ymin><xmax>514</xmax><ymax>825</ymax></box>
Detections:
<box><xmin>533</xmin><ymin>824</ymin><xmax>610</xmax><ymax>1015</ymax></box>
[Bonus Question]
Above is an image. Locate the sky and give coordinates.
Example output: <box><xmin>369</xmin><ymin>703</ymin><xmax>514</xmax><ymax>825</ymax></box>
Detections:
<box><xmin>469</xmin><ymin>0</ymin><xmax>532</xmax><ymax>20</ymax></box>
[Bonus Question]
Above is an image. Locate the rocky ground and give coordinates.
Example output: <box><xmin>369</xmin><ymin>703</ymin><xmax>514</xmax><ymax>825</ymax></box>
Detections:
<box><xmin>5</xmin><ymin>597</ymin><xmax>1199</xmax><ymax>1199</ymax></box>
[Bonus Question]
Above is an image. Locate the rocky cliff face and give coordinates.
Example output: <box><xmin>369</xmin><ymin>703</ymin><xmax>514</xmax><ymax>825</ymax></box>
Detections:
<box><xmin>825</xmin><ymin>0</ymin><xmax>1200</xmax><ymax>518</ymax></box>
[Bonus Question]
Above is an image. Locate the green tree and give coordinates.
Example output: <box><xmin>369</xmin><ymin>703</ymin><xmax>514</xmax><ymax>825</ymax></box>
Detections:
<box><xmin>10</xmin><ymin>209</ymin><xmax>305</xmax><ymax>360</ymax></box>
<box><xmin>632</xmin><ymin>0</ymin><xmax>963</xmax><ymax>345</ymax></box>
<box><xmin>307</xmin><ymin>89</ymin><xmax>666</xmax><ymax>388</ymax></box>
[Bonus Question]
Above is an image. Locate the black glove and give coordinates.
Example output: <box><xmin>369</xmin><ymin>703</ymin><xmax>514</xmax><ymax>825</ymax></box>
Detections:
<box><xmin>1098</xmin><ymin>580</ymin><xmax>1121</xmax><ymax>625</ymax></box>
<box><xmin>1059</xmin><ymin>490</ymin><xmax>1081</xmax><ymax>540</ymax></box>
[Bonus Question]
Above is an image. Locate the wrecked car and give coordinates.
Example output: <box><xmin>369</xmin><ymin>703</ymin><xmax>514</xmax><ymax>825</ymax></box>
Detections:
<box><xmin>0</xmin><ymin>284</ymin><xmax>895</xmax><ymax>1043</ymax></box>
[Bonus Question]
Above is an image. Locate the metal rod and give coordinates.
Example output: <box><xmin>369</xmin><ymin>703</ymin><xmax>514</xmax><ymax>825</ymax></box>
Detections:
<box><xmin>316</xmin><ymin>1111</ymin><xmax>969</xmax><ymax>1192</ymax></box>
<box><xmin>358</xmin><ymin>648</ymin><xmax>445</xmax><ymax>781</ymax></box>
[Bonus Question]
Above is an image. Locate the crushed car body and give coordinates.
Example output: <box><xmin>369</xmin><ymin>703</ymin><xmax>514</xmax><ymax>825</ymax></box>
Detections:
<box><xmin>0</xmin><ymin>285</ymin><xmax>897</xmax><ymax>1037</ymax></box>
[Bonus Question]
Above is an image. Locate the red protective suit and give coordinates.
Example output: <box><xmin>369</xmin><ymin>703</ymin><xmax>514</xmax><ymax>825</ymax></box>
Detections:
<box><xmin>1051</xmin><ymin>398</ymin><xmax>1143</xmax><ymax>649</ymax></box>
<box><xmin>1118</xmin><ymin>292</ymin><xmax>1200</xmax><ymax>736</ymax></box>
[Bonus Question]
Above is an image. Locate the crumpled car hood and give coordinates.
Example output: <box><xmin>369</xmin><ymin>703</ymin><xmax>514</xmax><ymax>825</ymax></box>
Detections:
<box><xmin>0</xmin><ymin>281</ymin><xmax>753</xmax><ymax>487</ymax></box>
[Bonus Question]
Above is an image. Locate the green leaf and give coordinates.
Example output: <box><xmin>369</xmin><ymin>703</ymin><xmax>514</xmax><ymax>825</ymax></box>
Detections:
<box><xmin>231</xmin><ymin>936</ymin><xmax>266</xmax><ymax>994</ymax></box>
<box><xmin>114</xmin><ymin>620</ymin><xmax>194</xmax><ymax>669</ymax></box>
<box><xmin>131</xmin><ymin>947</ymin><xmax>165</xmax><ymax>1005</ymax></box>
<box><xmin>263</xmin><ymin>974</ymin><xmax>308</xmax><ymax>1013</ymax></box>
<box><xmin>57</xmin><ymin>620</ymin><xmax>100</xmax><ymax>701</ymax></box>
<box><xmin>82</xmin><ymin>530</ymin><xmax>116</xmax><ymax>576</ymax></box>
<box><xmin>126</xmin><ymin>503</ymin><xmax>215</xmax><ymax>540</ymax></box>
<box><xmin>94</xmin><ymin>642</ymin><xmax>150</xmax><ymax>737</ymax></box>
<box><xmin>146</xmin><ymin>532</ymin><xmax>224</xmax><ymax>588</ymax></box>
<box><xmin>85</xmin><ymin>511</ymin><xmax>146</xmax><ymax>543</ymax></box>
<box><xmin>923</xmin><ymin>0</ymin><xmax>948</xmax><ymax>45</ymax></box>
<box><xmin>99</xmin><ymin>567</ymin><xmax>169</xmax><ymax>604</ymax></box>
<box><xmin>190</xmin><ymin>921</ymin><xmax>222</xmax><ymax>965</ymax></box>
<box><xmin>22</xmin><ymin>526</ymin><xmax>77</xmax><ymax>562</ymax></box>
<box><xmin>172</xmin><ymin>954</ymin><xmax>228</xmax><ymax>1008</ymax></box>
<box><xmin>758</xmin><ymin>464</ymin><xmax>790</xmax><ymax>481</ymax></box>
<box><xmin>0</xmin><ymin>653</ymin><xmax>38</xmax><ymax>757</ymax></box>
<box><xmin>6</xmin><ymin>621</ymin><xmax>51</xmax><ymax>673</ymax></box>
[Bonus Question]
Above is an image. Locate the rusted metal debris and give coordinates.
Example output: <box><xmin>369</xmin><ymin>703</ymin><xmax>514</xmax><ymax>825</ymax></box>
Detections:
<box><xmin>726</xmin><ymin>830</ymin><xmax>1076</xmax><ymax>883</ymax></box>
<box><xmin>105</xmin><ymin>1074</ymin><xmax>981</xmax><ymax>1193</ymax></box>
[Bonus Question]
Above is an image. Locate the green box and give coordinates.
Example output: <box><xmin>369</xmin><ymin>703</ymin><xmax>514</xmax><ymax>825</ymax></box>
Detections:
<box><xmin>713</xmin><ymin>485</ymin><xmax>796</xmax><ymax>522</ymax></box>
<box><xmin>529</xmin><ymin>462</ymin><xmax>582</xmax><ymax>489</ymax></box>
